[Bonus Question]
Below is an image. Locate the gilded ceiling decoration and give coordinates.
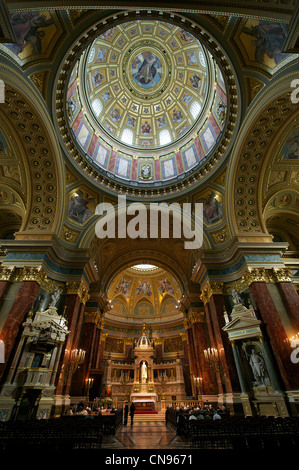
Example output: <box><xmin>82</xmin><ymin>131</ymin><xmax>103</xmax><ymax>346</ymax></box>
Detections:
<box><xmin>66</xmin><ymin>19</ymin><xmax>227</xmax><ymax>184</ymax></box>
<box><xmin>56</xmin><ymin>10</ymin><xmax>239</xmax><ymax>197</ymax></box>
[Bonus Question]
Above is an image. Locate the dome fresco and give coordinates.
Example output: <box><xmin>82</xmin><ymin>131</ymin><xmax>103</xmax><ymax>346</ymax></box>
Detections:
<box><xmin>66</xmin><ymin>19</ymin><xmax>228</xmax><ymax>184</ymax></box>
<box><xmin>107</xmin><ymin>266</ymin><xmax>182</xmax><ymax>319</ymax></box>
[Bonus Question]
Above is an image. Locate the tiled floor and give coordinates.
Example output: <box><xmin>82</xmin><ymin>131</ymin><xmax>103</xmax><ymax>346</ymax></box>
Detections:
<box><xmin>102</xmin><ymin>422</ymin><xmax>191</xmax><ymax>449</ymax></box>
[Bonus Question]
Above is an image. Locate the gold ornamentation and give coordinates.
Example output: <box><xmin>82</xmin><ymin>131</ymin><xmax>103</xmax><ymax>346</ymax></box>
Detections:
<box><xmin>246</xmin><ymin>78</ymin><xmax>264</xmax><ymax>104</ymax></box>
<box><xmin>66</xmin><ymin>280</ymin><xmax>90</xmax><ymax>304</ymax></box>
<box><xmin>19</xmin><ymin>266</ymin><xmax>48</xmax><ymax>284</ymax></box>
<box><xmin>2</xmin><ymin>165</ymin><xmax>21</xmax><ymax>182</ymax></box>
<box><xmin>210</xmin><ymin>281</ymin><xmax>224</xmax><ymax>295</ymax></box>
<box><xmin>200</xmin><ymin>282</ymin><xmax>213</xmax><ymax>305</ymax></box>
<box><xmin>0</xmin><ymin>266</ymin><xmax>15</xmax><ymax>281</ymax></box>
<box><xmin>189</xmin><ymin>310</ymin><xmax>205</xmax><ymax>324</ymax></box>
<box><xmin>211</xmin><ymin>227</ymin><xmax>228</xmax><ymax>245</ymax></box>
<box><xmin>124</xmin><ymin>338</ymin><xmax>134</xmax><ymax>346</ymax></box>
<box><xmin>153</xmin><ymin>338</ymin><xmax>163</xmax><ymax>346</ymax></box>
<box><xmin>84</xmin><ymin>311</ymin><xmax>102</xmax><ymax>327</ymax></box>
<box><xmin>62</xmin><ymin>224</ymin><xmax>80</xmax><ymax>244</ymax></box>
<box><xmin>180</xmin><ymin>333</ymin><xmax>187</xmax><ymax>342</ymax></box>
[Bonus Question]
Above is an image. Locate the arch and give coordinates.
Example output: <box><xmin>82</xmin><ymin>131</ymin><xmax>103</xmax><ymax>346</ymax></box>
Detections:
<box><xmin>0</xmin><ymin>63</ymin><xmax>65</xmax><ymax>238</ymax></box>
<box><xmin>226</xmin><ymin>71</ymin><xmax>299</xmax><ymax>240</ymax></box>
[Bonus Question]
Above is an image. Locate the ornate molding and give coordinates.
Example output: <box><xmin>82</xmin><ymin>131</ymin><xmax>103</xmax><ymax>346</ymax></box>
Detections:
<box><xmin>18</xmin><ymin>266</ymin><xmax>48</xmax><ymax>284</ymax></box>
<box><xmin>200</xmin><ymin>282</ymin><xmax>213</xmax><ymax>305</ymax></box>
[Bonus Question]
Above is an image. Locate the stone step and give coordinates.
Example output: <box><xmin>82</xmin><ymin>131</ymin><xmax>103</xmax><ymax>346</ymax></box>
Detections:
<box><xmin>130</xmin><ymin>412</ymin><xmax>166</xmax><ymax>422</ymax></box>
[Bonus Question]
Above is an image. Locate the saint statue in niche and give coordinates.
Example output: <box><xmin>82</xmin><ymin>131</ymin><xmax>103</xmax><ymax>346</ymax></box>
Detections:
<box><xmin>244</xmin><ymin>345</ymin><xmax>271</xmax><ymax>387</ymax></box>
<box><xmin>141</xmin><ymin>361</ymin><xmax>148</xmax><ymax>382</ymax></box>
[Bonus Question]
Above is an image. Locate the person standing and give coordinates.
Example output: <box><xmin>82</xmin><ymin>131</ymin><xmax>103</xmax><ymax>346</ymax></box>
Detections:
<box><xmin>130</xmin><ymin>402</ymin><xmax>136</xmax><ymax>426</ymax></box>
<box><xmin>124</xmin><ymin>402</ymin><xmax>129</xmax><ymax>425</ymax></box>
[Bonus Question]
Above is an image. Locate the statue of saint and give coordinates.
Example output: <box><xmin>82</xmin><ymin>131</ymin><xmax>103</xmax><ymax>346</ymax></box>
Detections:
<box><xmin>141</xmin><ymin>361</ymin><xmax>148</xmax><ymax>381</ymax></box>
<box><xmin>231</xmin><ymin>288</ymin><xmax>242</xmax><ymax>305</ymax></box>
<box><xmin>248</xmin><ymin>349</ymin><xmax>269</xmax><ymax>386</ymax></box>
<box><xmin>49</xmin><ymin>288</ymin><xmax>61</xmax><ymax>308</ymax></box>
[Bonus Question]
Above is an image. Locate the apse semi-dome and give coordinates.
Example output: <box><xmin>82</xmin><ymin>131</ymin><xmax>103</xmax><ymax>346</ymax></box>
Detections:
<box><xmin>57</xmin><ymin>12</ymin><xmax>238</xmax><ymax>193</ymax></box>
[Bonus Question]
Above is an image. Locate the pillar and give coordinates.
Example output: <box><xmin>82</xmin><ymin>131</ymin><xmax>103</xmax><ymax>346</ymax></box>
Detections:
<box><xmin>180</xmin><ymin>333</ymin><xmax>193</xmax><ymax>396</ymax></box>
<box><xmin>125</xmin><ymin>338</ymin><xmax>134</xmax><ymax>364</ymax></box>
<box><xmin>190</xmin><ymin>312</ymin><xmax>217</xmax><ymax>396</ymax></box>
<box><xmin>249</xmin><ymin>281</ymin><xmax>299</xmax><ymax>390</ymax></box>
<box><xmin>55</xmin><ymin>281</ymin><xmax>89</xmax><ymax>395</ymax></box>
<box><xmin>0</xmin><ymin>267</ymin><xmax>45</xmax><ymax>382</ymax></box>
<box><xmin>277</xmin><ymin>282</ymin><xmax>299</xmax><ymax>329</ymax></box>
<box><xmin>155</xmin><ymin>338</ymin><xmax>163</xmax><ymax>364</ymax></box>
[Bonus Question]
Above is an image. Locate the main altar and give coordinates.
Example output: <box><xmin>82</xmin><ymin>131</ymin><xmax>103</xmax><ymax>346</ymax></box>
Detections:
<box><xmin>102</xmin><ymin>324</ymin><xmax>186</xmax><ymax>410</ymax></box>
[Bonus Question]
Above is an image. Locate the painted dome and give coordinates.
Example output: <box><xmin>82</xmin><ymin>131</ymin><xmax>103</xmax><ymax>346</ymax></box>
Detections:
<box><xmin>65</xmin><ymin>18</ymin><xmax>229</xmax><ymax>185</ymax></box>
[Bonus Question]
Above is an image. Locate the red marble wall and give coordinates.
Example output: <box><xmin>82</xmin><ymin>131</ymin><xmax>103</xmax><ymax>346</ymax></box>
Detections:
<box><xmin>0</xmin><ymin>280</ymin><xmax>9</xmax><ymax>302</ymax></box>
<box><xmin>155</xmin><ymin>344</ymin><xmax>162</xmax><ymax>364</ymax></box>
<box><xmin>192</xmin><ymin>321</ymin><xmax>217</xmax><ymax>395</ymax></box>
<box><xmin>71</xmin><ymin>321</ymin><xmax>97</xmax><ymax>396</ymax></box>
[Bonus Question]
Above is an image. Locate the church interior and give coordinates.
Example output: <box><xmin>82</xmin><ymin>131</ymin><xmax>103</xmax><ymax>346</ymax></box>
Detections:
<box><xmin>0</xmin><ymin>0</ymin><xmax>299</xmax><ymax>452</ymax></box>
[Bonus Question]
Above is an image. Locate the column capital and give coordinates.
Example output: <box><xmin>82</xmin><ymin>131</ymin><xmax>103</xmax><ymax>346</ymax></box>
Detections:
<box><xmin>83</xmin><ymin>311</ymin><xmax>102</xmax><ymax>328</ymax></box>
<box><xmin>200</xmin><ymin>282</ymin><xmax>213</xmax><ymax>305</ymax></box>
<box><xmin>180</xmin><ymin>333</ymin><xmax>187</xmax><ymax>342</ymax></box>
<box><xmin>0</xmin><ymin>266</ymin><xmax>15</xmax><ymax>281</ymax></box>
<box><xmin>154</xmin><ymin>338</ymin><xmax>163</xmax><ymax>346</ymax></box>
<box><xmin>66</xmin><ymin>280</ymin><xmax>90</xmax><ymax>304</ymax></box>
<box><xmin>124</xmin><ymin>337</ymin><xmax>134</xmax><ymax>345</ymax></box>
<box><xmin>19</xmin><ymin>266</ymin><xmax>48</xmax><ymax>283</ymax></box>
<box><xmin>188</xmin><ymin>309</ymin><xmax>205</xmax><ymax>324</ymax></box>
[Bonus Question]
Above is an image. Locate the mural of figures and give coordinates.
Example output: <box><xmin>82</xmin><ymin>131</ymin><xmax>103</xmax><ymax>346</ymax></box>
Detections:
<box><xmin>0</xmin><ymin>130</ymin><xmax>8</xmax><ymax>152</ymax></box>
<box><xmin>67</xmin><ymin>96</ymin><xmax>77</xmax><ymax>119</ymax></box>
<box><xmin>172</xmin><ymin>109</ymin><xmax>183</xmax><ymax>124</ymax></box>
<box><xmin>216</xmin><ymin>100</ymin><xmax>226</xmax><ymax>126</ymax></box>
<box><xmin>114</xmin><ymin>276</ymin><xmax>131</xmax><ymax>298</ymax></box>
<box><xmin>280</xmin><ymin>131</ymin><xmax>299</xmax><ymax>159</ymax></box>
<box><xmin>127</xmin><ymin>116</ymin><xmax>136</xmax><ymax>128</ymax></box>
<box><xmin>91</xmin><ymin>70</ymin><xmax>104</xmax><ymax>87</ymax></box>
<box><xmin>6</xmin><ymin>11</ymin><xmax>55</xmax><ymax>57</ymax></box>
<box><xmin>198</xmin><ymin>192</ymin><xmax>223</xmax><ymax>224</ymax></box>
<box><xmin>189</xmin><ymin>73</ymin><xmax>202</xmax><ymax>89</ymax></box>
<box><xmin>240</xmin><ymin>20</ymin><xmax>289</xmax><ymax>67</ymax></box>
<box><xmin>110</xmin><ymin>108</ymin><xmax>121</xmax><ymax>122</ymax></box>
<box><xmin>68</xmin><ymin>189</ymin><xmax>95</xmax><ymax>224</ymax></box>
<box><xmin>244</xmin><ymin>345</ymin><xmax>271</xmax><ymax>387</ymax></box>
<box><xmin>141</xmin><ymin>122</ymin><xmax>152</xmax><ymax>135</ymax></box>
<box><xmin>136</xmin><ymin>280</ymin><xmax>152</xmax><ymax>297</ymax></box>
<box><xmin>157</xmin><ymin>115</ymin><xmax>168</xmax><ymax>128</ymax></box>
<box><xmin>158</xmin><ymin>276</ymin><xmax>175</xmax><ymax>295</ymax></box>
<box><xmin>179</xmin><ymin>29</ymin><xmax>194</xmax><ymax>43</ymax></box>
<box><xmin>132</xmin><ymin>52</ymin><xmax>162</xmax><ymax>88</ymax></box>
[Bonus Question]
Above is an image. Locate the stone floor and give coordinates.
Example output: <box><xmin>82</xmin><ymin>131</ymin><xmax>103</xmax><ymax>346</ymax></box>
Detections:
<box><xmin>102</xmin><ymin>422</ymin><xmax>191</xmax><ymax>449</ymax></box>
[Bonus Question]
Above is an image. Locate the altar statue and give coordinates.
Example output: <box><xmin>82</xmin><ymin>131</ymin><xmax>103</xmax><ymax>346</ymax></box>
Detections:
<box><xmin>49</xmin><ymin>287</ymin><xmax>61</xmax><ymax>308</ymax></box>
<box><xmin>141</xmin><ymin>361</ymin><xmax>148</xmax><ymax>381</ymax></box>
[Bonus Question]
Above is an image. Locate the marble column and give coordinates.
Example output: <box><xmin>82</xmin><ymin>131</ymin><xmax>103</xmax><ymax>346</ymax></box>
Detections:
<box><xmin>278</xmin><ymin>282</ymin><xmax>299</xmax><ymax>329</ymax></box>
<box><xmin>208</xmin><ymin>295</ymin><xmax>240</xmax><ymax>393</ymax></box>
<box><xmin>155</xmin><ymin>340</ymin><xmax>163</xmax><ymax>364</ymax></box>
<box><xmin>97</xmin><ymin>333</ymin><xmax>107</xmax><ymax>371</ymax></box>
<box><xmin>250</xmin><ymin>281</ymin><xmax>299</xmax><ymax>390</ymax></box>
<box><xmin>0</xmin><ymin>281</ymin><xmax>9</xmax><ymax>302</ymax></box>
<box><xmin>55</xmin><ymin>293</ymin><xmax>83</xmax><ymax>395</ymax></box>
<box><xmin>191</xmin><ymin>317</ymin><xmax>217</xmax><ymax>395</ymax></box>
<box><xmin>125</xmin><ymin>339</ymin><xmax>134</xmax><ymax>364</ymax></box>
<box><xmin>180</xmin><ymin>334</ymin><xmax>192</xmax><ymax>396</ymax></box>
<box><xmin>71</xmin><ymin>320</ymin><xmax>97</xmax><ymax>397</ymax></box>
<box><xmin>0</xmin><ymin>280</ymin><xmax>40</xmax><ymax>381</ymax></box>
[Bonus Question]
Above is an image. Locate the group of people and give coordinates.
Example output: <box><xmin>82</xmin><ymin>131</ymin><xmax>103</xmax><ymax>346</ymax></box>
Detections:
<box><xmin>175</xmin><ymin>404</ymin><xmax>229</xmax><ymax>424</ymax></box>
<box><xmin>123</xmin><ymin>401</ymin><xmax>136</xmax><ymax>426</ymax></box>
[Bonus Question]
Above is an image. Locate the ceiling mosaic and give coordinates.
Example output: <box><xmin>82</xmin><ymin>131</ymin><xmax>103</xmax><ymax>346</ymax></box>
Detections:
<box><xmin>65</xmin><ymin>18</ymin><xmax>228</xmax><ymax>185</ymax></box>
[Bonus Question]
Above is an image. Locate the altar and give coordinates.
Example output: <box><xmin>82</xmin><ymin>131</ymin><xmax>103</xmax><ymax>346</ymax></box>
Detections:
<box><xmin>130</xmin><ymin>392</ymin><xmax>157</xmax><ymax>411</ymax></box>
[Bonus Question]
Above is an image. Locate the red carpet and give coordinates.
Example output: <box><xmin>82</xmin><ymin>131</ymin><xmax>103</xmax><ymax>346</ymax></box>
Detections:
<box><xmin>134</xmin><ymin>410</ymin><xmax>158</xmax><ymax>414</ymax></box>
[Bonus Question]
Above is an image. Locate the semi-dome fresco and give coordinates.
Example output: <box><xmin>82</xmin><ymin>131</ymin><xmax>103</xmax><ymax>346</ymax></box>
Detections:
<box><xmin>106</xmin><ymin>265</ymin><xmax>182</xmax><ymax>319</ymax></box>
<box><xmin>66</xmin><ymin>19</ymin><xmax>228</xmax><ymax>184</ymax></box>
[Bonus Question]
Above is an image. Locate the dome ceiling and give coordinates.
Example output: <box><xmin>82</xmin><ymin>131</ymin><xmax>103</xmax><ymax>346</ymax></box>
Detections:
<box><xmin>63</xmin><ymin>16</ymin><xmax>232</xmax><ymax>188</ymax></box>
